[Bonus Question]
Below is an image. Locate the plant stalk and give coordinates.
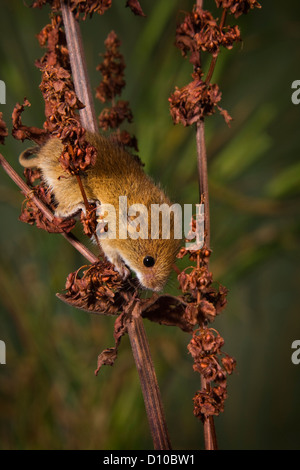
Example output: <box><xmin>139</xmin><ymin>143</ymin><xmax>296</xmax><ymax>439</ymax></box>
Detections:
<box><xmin>60</xmin><ymin>0</ymin><xmax>171</xmax><ymax>450</ymax></box>
<box><xmin>127</xmin><ymin>318</ymin><xmax>172</xmax><ymax>450</ymax></box>
<box><xmin>196</xmin><ymin>119</ymin><xmax>210</xmax><ymax>249</ymax></box>
<box><xmin>196</xmin><ymin>0</ymin><xmax>217</xmax><ymax>451</ymax></box>
<box><xmin>205</xmin><ymin>9</ymin><xmax>227</xmax><ymax>84</ymax></box>
<box><xmin>0</xmin><ymin>152</ymin><xmax>96</xmax><ymax>263</ymax></box>
<box><xmin>61</xmin><ymin>1</ymin><xmax>98</xmax><ymax>134</ymax></box>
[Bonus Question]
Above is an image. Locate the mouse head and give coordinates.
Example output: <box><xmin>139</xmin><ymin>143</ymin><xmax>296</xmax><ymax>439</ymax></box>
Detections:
<box><xmin>117</xmin><ymin>236</ymin><xmax>181</xmax><ymax>292</ymax></box>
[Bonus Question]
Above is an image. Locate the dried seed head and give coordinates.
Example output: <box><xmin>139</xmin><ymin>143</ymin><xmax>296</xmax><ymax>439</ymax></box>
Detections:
<box><xmin>175</xmin><ymin>6</ymin><xmax>241</xmax><ymax>67</ymax></box>
<box><xmin>96</xmin><ymin>31</ymin><xmax>139</xmax><ymax>154</ymax></box>
<box><xmin>0</xmin><ymin>113</ymin><xmax>8</xmax><ymax>145</ymax></box>
<box><xmin>19</xmin><ymin>186</ymin><xmax>76</xmax><ymax>233</ymax></box>
<box><xmin>215</xmin><ymin>0</ymin><xmax>261</xmax><ymax>18</ymax></box>
<box><xmin>125</xmin><ymin>0</ymin><xmax>146</xmax><ymax>17</ymax></box>
<box><xmin>169</xmin><ymin>78</ymin><xmax>232</xmax><ymax>126</ymax></box>
<box><xmin>62</xmin><ymin>262</ymin><xmax>138</xmax><ymax>316</ymax></box>
<box><xmin>96</xmin><ymin>31</ymin><xmax>126</xmax><ymax>103</ymax></box>
<box><xmin>80</xmin><ymin>203</ymin><xmax>98</xmax><ymax>238</ymax></box>
<box><xmin>31</xmin><ymin>0</ymin><xmax>112</xmax><ymax>19</ymax></box>
<box><xmin>188</xmin><ymin>327</ymin><xmax>236</xmax><ymax>421</ymax></box>
<box><xmin>12</xmin><ymin>99</ymin><xmax>48</xmax><ymax>144</ymax></box>
<box><xmin>98</xmin><ymin>101</ymin><xmax>133</xmax><ymax>130</ymax></box>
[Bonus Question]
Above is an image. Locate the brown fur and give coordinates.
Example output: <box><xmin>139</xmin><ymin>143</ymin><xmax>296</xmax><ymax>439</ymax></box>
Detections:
<box><xmin>19</xmin><ymin>133</ymin><xmax>181</xmax><ymax>291</ymax></box>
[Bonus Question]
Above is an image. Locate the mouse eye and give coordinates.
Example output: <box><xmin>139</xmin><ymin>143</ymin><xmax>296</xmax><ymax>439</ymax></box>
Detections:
<box><xmin>143</xmin><ymin>256</ymin><xmax>155</xmax><ymax>268</ymax></box>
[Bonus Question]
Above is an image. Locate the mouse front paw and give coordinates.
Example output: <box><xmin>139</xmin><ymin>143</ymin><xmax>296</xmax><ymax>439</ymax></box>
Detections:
<box><xmin>55</xmin><ymin>202</ymin><xmax>86</xmax><ymax>218</ymax></box>
<box><xmin>113</xmin><ymin>262</ymin><xmax>130</xmax><ymax>280</ymax></box>
<box><xmin>101</xmin><ymin>245</ymin><xmax>131</xmax><ymax>280</ymax></box>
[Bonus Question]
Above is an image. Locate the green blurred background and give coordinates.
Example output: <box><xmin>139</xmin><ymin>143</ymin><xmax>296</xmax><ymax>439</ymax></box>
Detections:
<box><xmin>0</xmin><ymin>0</ymin><xmax>299</xmax><ymax>450</ymax></box>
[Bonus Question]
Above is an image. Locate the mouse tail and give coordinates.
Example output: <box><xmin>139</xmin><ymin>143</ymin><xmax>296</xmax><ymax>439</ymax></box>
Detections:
<box><xmin>19</xmin><ymin>146</ymin><xmax>41</xmax><ymax>168</ymax></box>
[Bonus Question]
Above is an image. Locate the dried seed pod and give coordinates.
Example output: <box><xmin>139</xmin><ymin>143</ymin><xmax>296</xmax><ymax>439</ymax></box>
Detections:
<box><xmin>215</xmin><ymin>0</ymin><xmax>261</xmax><ymax>18</ymax></box>
<box><xmin>188</xmin><ymin>327</ymin><xmax>236</xmax><ymax>421</ymax></box>
<box><xmin>169</xmin><ymin>77</ymin><xmax>232</xmax><ymax>126</ymax></box>
<box><xmin>96</xmin><ymin>31</ymin><xmax>126</xmax><ymax>103</ymax></box>
<box><xmin>0</xmin><ymin>112</ymin><xmax>8</xmax><ymax>145</ymax></box>
<box><xmin>176</xmin><ymin>7</ymin><xmax>240</xmax><ymax>66</ymax></box>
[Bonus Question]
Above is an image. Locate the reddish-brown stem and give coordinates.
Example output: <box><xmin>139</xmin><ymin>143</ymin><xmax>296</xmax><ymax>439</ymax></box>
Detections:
<box><xmin>0</xmin><ymin>153</ymin><xmax>53</xmax><ymax>220</ymax></box>
<box><xmin>127</xmin><ymin>318</ymin><xmax>172</xmax><ymax>450</ymax></box>
<box><xmin>0</xmin><ymin>152</ymin><xmax>98</xmax><ymax>263</ymax></box>
<box><xmin>195</xmin><ymin>0</ymin><xmax>217</xmax><ymax>451</ymax></box>
<box><xmin>196</xmin><ymin>120</ymin><xmax>210</xmax><ymax>250</ymax></box>
<box><xmin>60</xmin><ymin>0</ymin><xmax>171</xmax><ymax>450</ymax></box>
<box><xmin>219</xmin><ymin>8</ymin><xmax>227</xmax><ymax>29</ymax></box>
<box><xmin>75</xmin><ymin>174</ymin><xmax>90</xmax><ymax>209</ymax></box>
<box><xmin>61</xmin><ymin>231</ymin><xmax>98</xmax><ymax>263</ymax></box>
<box><xmin>205</xmin><ymin>9</ymin><xmax>227</xmax><ymax>84</ymax></box>
<box><xmin>196</xmin><ymin>120</ymin><xmax>217</xmax><ymax>450</ymax></box>
<box><xmin>196</xmin><ymin>250</ymin><xmax>201</xmax><ymax>304</ymax></box>
<box><xmin>201</xmin><ymin>377</ymin><xmax>218</xmax><ymax>450</ymax></box>
<box><xmin>61</xmin><ymin>1</ymin><xmax>98</xmax><ymax>134</ymax></box>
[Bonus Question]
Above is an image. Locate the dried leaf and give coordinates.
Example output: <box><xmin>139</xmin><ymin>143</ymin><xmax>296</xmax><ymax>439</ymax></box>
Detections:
<box><xmin>94</xmin><ymin>311</ymin><xmax>129</xmax><ymax>374</ymax></box>
<box><xmin>125</xmin><ymin>0</ymin><xmax>146</xmax><ymax>17</ymax></box>
<box><xmin>12</xmin><ymin>99</ymin><xmax>48</xmax><ymax>145</ymax></box>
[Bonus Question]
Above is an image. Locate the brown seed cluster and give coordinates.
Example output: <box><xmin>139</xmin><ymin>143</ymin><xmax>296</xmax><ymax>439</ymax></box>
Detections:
<box><xmin>36</xmin><ymin>15</ymin><xmax>97</xmax><ymax>174</ymax></box>
<box><xmin>63</xmin><ymin>262</ymin><xmax>135</xmax><ymax>315</ymax></box>
<box><xmin>31</xmin><ymin>0</ymin><xmax>113</xmax><ymax>19</ymax></box>
<box><xmin>13</xmin><ymin>15</ymin><xmax>97</xmax><ymax>235</ymax></box>
<box><xmin>175</xmin><ymin>7</ymin><xmax>241</xmax><ymax>65</ymax></box>
<box><xmin>96</xmin><ymin>32</ymin><xmax>126</xmax><ymax>103</ymax></box>
<box><xmin>169</xmin><ymin>1</ymin><xmax>260</xmax><ymax>126</ymax></box>
<box><xmin>12</xmin><ymin>97</ymin><xmax>69</xmax><ymax>233</ymax></box>
<box><xmin>59</xmin><ymin>261</ymin><xmax>143</xmax><ymax>375</ymax></box>
<box><xmin>169</xmin><ymin>2</ymin><xmax>260</xmax><ymax>423</ymax></box>
<box><xmin>19</xmin><ymin>185</ymin><xmax>76</xmax><ymax>233</ymax></box>
<box><xmin>175</xmin><ymin>214</ymin><xmax>234</xmax><ymax>418</ymax></box>
<box><xmin>0</xmin><ymin>112</ymin><xmax>8</xmax><ymax>145</ymax></box>
<box><xmin>96</xmin><ymin>31</ymin><xmax>140</xmax><ymax>155</ymax></box>
<box><xmin>79</xmin><ymin>202</ymin><xmax>98</xmax><ymax>238</ymax></box>
<box><xmin>188</xmin><ymin>327</ymin><xmax>236</xmax><ymax>421</ymax></box>
<box><xmin>98</xmin><ymin>100</ymin><xmax>133</xmax><ymax>131</ymax></box>
<box><xmin>12</xmin><ymin>98</ymin><xmax>48</xmax><ymax>145</ymax></box>
<box><xmin>32</xmin><ymin>0</ymin><xmax>146</xmax><ymax>19</ymax></box>
<box><xmin>215</xmin><ymin>0</ymin><xmax>261</xmax><ymax>18</ymax></box>
<box><xmin>169</xmin><ymin>78</ymin><xmax>232</xmax><ymax>127</ymax></box>
<box><xmin>177</xmin><ymin>246</ymin><xmax>228</xmax><ymax>325</ymax></box>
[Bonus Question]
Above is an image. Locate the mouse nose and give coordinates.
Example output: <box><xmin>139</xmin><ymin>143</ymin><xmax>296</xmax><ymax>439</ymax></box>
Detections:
<box><xmin>141</xmin><ymin>272</ymin><xmax>166</xmax><ymax>292</ymax></box>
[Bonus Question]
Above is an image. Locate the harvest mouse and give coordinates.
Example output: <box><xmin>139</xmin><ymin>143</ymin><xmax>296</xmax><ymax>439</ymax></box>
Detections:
<box><xmin>19</xmin><ymin>133</ymin><xmax>181</xmax><ymax>291</ymax></box>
